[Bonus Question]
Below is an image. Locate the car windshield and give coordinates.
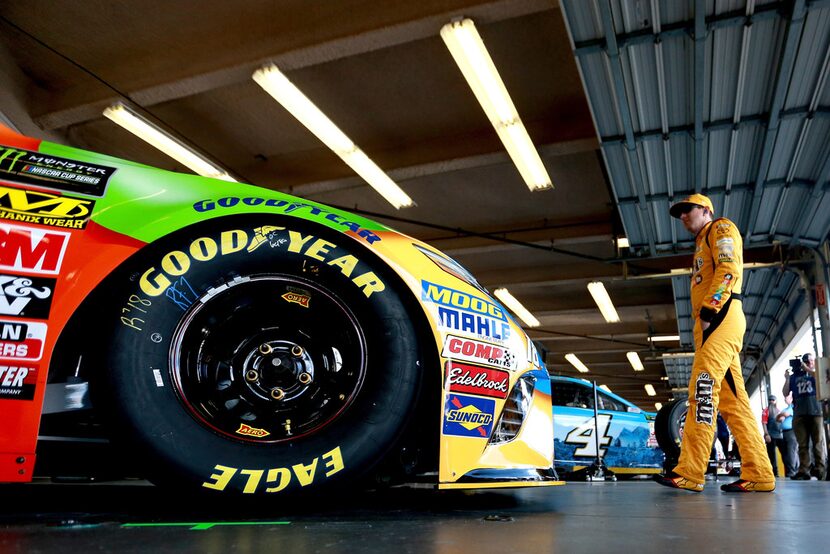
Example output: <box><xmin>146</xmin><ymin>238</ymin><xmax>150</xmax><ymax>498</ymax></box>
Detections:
<box><xmin>551</xmin><ymin>381</ymin><xmax>594</xmax><ymax>409</ymax></box>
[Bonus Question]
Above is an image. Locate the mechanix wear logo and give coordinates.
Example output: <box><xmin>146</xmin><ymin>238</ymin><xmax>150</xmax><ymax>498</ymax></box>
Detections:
<box><xmin>0</xmin><ymin>185</ymin><xmax>95</xmax><ymax>229</ymax></box>
<box><xmin>694</xmin><ymin>372</ymin><xmax>715</xmax><ymax>425</ymax></box>
<box><xmin>0</xmin><ymin>146</ymin><xmax>115</xmax><ymax>197</ymax></box>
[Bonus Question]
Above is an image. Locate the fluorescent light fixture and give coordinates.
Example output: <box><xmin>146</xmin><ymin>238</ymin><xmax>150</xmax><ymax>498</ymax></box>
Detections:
<box><xmin>565</xmin><ymin>353</ymin><xmax>589</xmax><ymax>373</ymax></box>
<box><xmin>649</xmin><ymin>335</ymin><xmax>680</xmax><ymax>342</ymax></box>
<box><xmin>493</xmin><ymin>288</ymin><xmax>540</xmax><ymax>327</ymax></box>
<box><xmin>600</xmin><ymin>384</ymin><xmax>611</xmax><ymax>392</ymax></box>
<box><xmin>655</xmin><ymin>402</ymin><xmax>663</xmax><ymax>411</ymax></box>
<box><xmin>252</xmin><ymin>64</ymin><xmax>414</xmax><ymax>209</ymax></box>
<box><xmin>660</xmin><ymin>352</ymin><xmax>695</xmax><ymax>359</ymax></box>
<box><xmin>440</xmin><ymin>18</ymin><xmax>552</xmax><ymax>192</ymax></box>
<box><xmin>617</xmin><ymin>237</ymin><xmax>630</xmax><ymax>248</ymax></box>
<box><xmin>660</xmin><ymin>376</ymin><xmax>669</xmax><ymax>381</ymax></box>
<box><xmin>103</xmin><ymin>103</ymin><xmax>236</xmax><ymax>182</ymax></box>
<box><xmin>645</xmin><ymin>384</ymin><xmax>657</xmax><ymax>396</ymax></box>
<box><xmin>587</xmin><ymin>281</ymin><xmax>620</xmax><ymax>323</ymax></box>
<box><xmin>626</xmin><ymin>352</ymin><xmax>644</xmax><ymax>371</ymax></box>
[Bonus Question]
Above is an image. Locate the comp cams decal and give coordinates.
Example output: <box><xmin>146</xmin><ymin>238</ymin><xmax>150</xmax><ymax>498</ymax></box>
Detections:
<box><xmin>0</xmin><ymin>185</ymin><xmax>95</xmax><ymax>229</ymax></box>
<box><xmin>201</xmin><ymin>446</ymin><xmax>344</xmax><ymax>494</ymax></box>
<box><xmin>442</xmin><ymin>393</ymin><xmax>495</xmax><ymax>438</ymax></box>
<box><xmin>0</xmin><ymin>223</ymin><xmax>70</xmax><ymax>275</ymax></box>
<box><xmin>442</xmin><ymin>335</ymin><xmax>516</xmax><ymax>369</ymax></box>
<box><xmin>445</xmin><ymin>361</ymin><xmax>509</xmax><ymax>399</ymax></box>
<box><xmin>0</xmin><ymin>146</ymin><xmax>114</xmax><ymax>196</ymax></box>
<box><xmin>0</xmin><ymin>364</ymin><xmax>36</xmax><ymax>400</ymax></box>
<box><xmin>193</xmin><ymin>198</ymin><xmax>381</xmax><ymax>245</ymax></box>
<box><xmin>0</xmin><ymin>319</ymin><xmax>46</xmax><ymax>361</ymax></box>
<box><xmin>0</xmin><ymin>274</ymin><xmax>54</xmax><ymax>318</ymax></box>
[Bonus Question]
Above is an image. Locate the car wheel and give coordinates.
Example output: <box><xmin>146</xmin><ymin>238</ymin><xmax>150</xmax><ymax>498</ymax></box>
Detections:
<box><xmin>101</xmin><ymin>216</ymin><xmax>422</xmax><ymax>496</ymax></box>
<box><xmin>654</xmin><ymin>399</ymin><xmax>688</xmax><ymax>462</ymax></box>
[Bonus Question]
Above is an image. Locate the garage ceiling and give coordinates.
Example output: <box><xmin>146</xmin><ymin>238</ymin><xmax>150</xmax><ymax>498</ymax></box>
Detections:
<box><xmin>2</xmin><ymin>0</ymin><xmax>828</xmax><ymax>409</ymax></box>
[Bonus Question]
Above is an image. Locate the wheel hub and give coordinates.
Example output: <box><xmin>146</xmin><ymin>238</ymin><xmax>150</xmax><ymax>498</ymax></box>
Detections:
<box><xmin>242</xmin><ymin>339</ymin><xmax>314</xmax><ymax>402</ymax></box>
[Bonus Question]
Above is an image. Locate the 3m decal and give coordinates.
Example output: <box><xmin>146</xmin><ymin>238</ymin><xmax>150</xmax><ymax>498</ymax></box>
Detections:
<box><xmin>236</xmin><ymin>423</ymin><xmax>270</xmax><ymax>438</ymax></box>
<box><xmin>436</xmin><ymin>306</ymin><xmax>510</xmax><ymax>342</ymax></box>
<box><xmin>0</xmin><ymin>319</ymin><xmax>46</xmax><ymax>361</ymax></box>
<box><xmin>0</xmin><ymin>223</ymin><xmax>70</xmax><ymax>275</ymax></box>
<box><xmin>140</xmin><ymin>228</ymin><xmax>384</xmax><ymax>299</ymax></box>
<box><xmin>694</xmin><ymin>372</ymin><xmax>714</xmax><ymax>425</ymax></box>
<box><xmin>421</xmin><ymin>280</ymin><xmax>506</xmax><ymax>321</ymax></box>
<box><xmin>442</xmin><ymin>393</ymin><xmax>495</xmax><ymax>438</ymax></box>
<box><xmin>0</xmin><ymin>185</ymin><xmax>94</xmax><ymax>229</ymax></box>
<box><xmin>0</xmin><ymin>273</ymin><xmax>54</xmax><ymax>318</ymax></box>
<box><xmin>201</xmin><ymin>446</ymin><xmax>344</xmax><ymax>494</ymax></box>
<box><xmin>0</xmin><ymin>146</ymin><xmax>114</xmax><ymax>197</ymax></box>
<box><xmin>0</xmin><ymin>363</ymin><xmax>36</xmax><ymax>400</ymax></box>
<box><xmin>442</xmin><ymin>335</ymin><xmax>516</xmax><ymax>369</ymax></box>
<box><xmin>445</xmin><ymin>361</ymin><xmax>509</xmax><ymax>399</ymax></box>
<box><xmin>281</xmin><ymin>291</ymin><xmax>310</xmax><ymax>308</ymax></box>
<box><xmin>564</xmin><ymin>414</ymin><xmax>613</xmax><ymax>457</ymax></box>
<box><xmin>193</xmin><ymin>198</ymin><xmax>381</xmax><ymax>244</ymax></box>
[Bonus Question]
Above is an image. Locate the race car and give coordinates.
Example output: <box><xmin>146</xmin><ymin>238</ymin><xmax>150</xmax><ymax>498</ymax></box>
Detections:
<box><xmin>0</xmin><ymin>124</ymin><xmax>561</xmax><ymax>496</ymax></box>
<box><xmin>550</xmin><ymin>375</ymin><xmax>663</xmax><ymax>478</ymax></box>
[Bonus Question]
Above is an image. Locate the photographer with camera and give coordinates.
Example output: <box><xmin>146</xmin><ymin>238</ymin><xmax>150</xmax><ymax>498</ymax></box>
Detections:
<box><xmin>783</xmin><ymin>353</ymin><xmax>826</xmax><ymax>480</ymax></box>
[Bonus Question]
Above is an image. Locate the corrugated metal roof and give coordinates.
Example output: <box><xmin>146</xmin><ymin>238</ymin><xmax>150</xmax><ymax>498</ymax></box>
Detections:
<box><xmin>561</xmin><ymin>0</ymin><xmax>830</xmax><ymax>394</ymax></box>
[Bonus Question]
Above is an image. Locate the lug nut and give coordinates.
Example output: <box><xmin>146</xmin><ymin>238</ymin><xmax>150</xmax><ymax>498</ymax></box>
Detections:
<box><xmin>291</xmin><ymin>345</ymin><xmax>304</xmax><ymax>357</ymax></box>
<box><xmin>259</xmin><ymin>343</ymin><xmax>273</xmax><ymax>355</ymax></box>
<box><xmin>245</xmin><ymin>370</ymin><xmax>259</xmax><ymax>382</ymax></box>
<box><xmin>271</xmin><ymin>388</ymin><xmax>285</xmax><ymax>400</ymax></box>
<box><xmin>298</xmin><ymin>372</ymin><xmax>312</xmax><ymax>385</ymax></box>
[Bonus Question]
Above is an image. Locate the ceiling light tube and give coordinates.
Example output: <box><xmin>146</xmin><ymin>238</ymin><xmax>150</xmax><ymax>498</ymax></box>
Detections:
<box><xmin>441</xmin><ymin>18</ymin><xmax>552</xmax><ymax>192</ymax></box>
<box><xmin>252</xmin><ymin>64</ymin><xmax>414</xmax><ymax>209</ymax></box>
<box><xmin>493</xmin><ymin>288</ymin><xmax>540</xmax><ymax>327</ymax></box>
<box><xmin>587</xmin><ymin>281</ymin><xmax>620</xmax><ymax>323</ymax></box>
<box><xmin>649</xmin><ymin>335</ymin><xmax>680</xmax><ymax>342</ymax></box>
<box><xmin>617</xmin><ymin>237</ymin><xmax>630</xmax><ymax>248</ymax></box>
<box><xmin>655</xmin><ymin>402</ymin><xmax>663</xmax><ymax>411</ymax></box>
<box><xmin>103</xmin><ymin>103</ymin><xmax>236</xmax><ymax>181</ymax></box>
<box><xmin>645</xmin><ymin>384</ymin><xmax>657</xmax><ymax>396</ymax></box>
<box><xmin>565</xmin><ymin>353</ymin><xmax>589</xmax><ymax>373</ymax></box>
<box><xmin>626</xmin><ymin>351</ymin><xmax>644</xmax><ymax>371</ymax></box>
<box><xmin>600</xmin><ymin>384</ymin><xmax>611</xmax><ymax>392</ymax></box>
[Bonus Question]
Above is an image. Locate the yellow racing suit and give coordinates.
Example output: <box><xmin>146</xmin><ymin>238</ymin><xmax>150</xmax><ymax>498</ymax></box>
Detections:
<box><xmin>673</xmin><ymin>218</ymin><xmax>774</xmax><ymax>485</ymax></box>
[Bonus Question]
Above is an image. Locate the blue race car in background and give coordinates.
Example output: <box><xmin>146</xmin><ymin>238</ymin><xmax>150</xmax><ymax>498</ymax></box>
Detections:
<box><xmin>550</xmin><ymin>375</ymin><xmax>663</xmax><ymax>478</ymax></box>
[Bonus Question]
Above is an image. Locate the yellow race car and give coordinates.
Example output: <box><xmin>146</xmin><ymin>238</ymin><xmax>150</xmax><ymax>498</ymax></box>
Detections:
<box><xmin>0</xmin><ymin>124</ymin><xmax>561</xmax><ymax>496</ymax></box>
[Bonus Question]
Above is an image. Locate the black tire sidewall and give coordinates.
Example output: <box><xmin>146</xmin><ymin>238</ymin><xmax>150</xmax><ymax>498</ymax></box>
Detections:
<box><xmin>103</xmin><ymin>215</ymin><xmax>420</xmax><ymax>495</ymax></box>
<box><xmin>654</xmin><ymin>399</ymin><xmax>688</xmax><ymax>461</ymax></box>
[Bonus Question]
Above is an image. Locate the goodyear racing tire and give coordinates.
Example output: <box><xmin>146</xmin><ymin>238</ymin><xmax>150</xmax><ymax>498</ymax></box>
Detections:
<box><xmin>654</xmin><ymin>399</ymin><xmax>688</xmax><ymax>462</ymax></box>
<box><xmin>102</xmin><ymin>215</ymin><xmax>421</xmax><ymax>496</ymax></box>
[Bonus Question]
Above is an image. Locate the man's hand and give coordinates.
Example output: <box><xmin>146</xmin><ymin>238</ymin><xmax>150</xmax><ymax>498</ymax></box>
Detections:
<box><xmin>764</xmin><ymin>433</ymin><xmax>771</xmax><ymax>443</ymax></box>
<box><xmin>701</xmin><ymin>321</ymin><xmax>711</xmax><ymax>331</ymax></box>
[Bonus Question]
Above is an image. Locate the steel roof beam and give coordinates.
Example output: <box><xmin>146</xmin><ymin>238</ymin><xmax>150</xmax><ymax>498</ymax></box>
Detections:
<box><xmin>693</xmin><ymin>0</ymin><xmax>706</xmax><ymax>193</ymax></box>
<box><xmin>616</xmin><ymin>179</ymin><xmax>826</xmax><ymax>206</ymax></box>
<box><xmin>743</xmin><ymin>0</ymin><xmax>807</xmax><ymax>242</ymax></box>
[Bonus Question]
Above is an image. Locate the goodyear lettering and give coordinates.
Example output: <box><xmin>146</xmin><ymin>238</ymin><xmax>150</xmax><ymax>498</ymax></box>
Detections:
<box><xmin>422</xmin><ymin>281</ymin><xmax>506</xmax><ymax>321</ymax></box>
<box><xmin>192</xmin><ymin>198</ymin><xmax>381</xmax><ymax>244</ymax></box>
<box><xmin>140</xmin><ymin>228</ymin><xmax>384</xmax><ymax>298</ymax></box>
<box><xmin>0</xmin><ymin>185</ymin><xmax>93</xmax><ymax>229</ymax></box>
<box><xmin>0</xmin><ymin>224</ymin><xmax>70</xmax><ymax>275</ymax></box>
<box><xmin>201</xmin><ymin>446</ymin><xmax>345</xmax><ymax>494</ymax></box>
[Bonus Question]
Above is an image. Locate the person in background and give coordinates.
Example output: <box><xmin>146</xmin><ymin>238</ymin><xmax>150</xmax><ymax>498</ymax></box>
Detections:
<box><xmin>783</xmin><ymin>353</ymin><xmax>827</xmax><ymax>480</ymax></box>
<box><xmin>779</xmin><ymin>393</ymin><xmax>798</xmax><ymax>478</ymax></box>
<box><xmin>762</xmin><ymin>395</ymin><xmax>787</xmax><ymax>477</ymax></box>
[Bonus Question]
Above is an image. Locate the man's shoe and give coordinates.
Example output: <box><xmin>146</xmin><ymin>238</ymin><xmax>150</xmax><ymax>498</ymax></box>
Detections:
<box><xmin>720</xmin><ymin>479</ymin><xmax>775</xmax><ymax>492</ymax></box>
<box><xmin>654</xmin><ymin>472</ymin><xmax>703</xmax><ymax>492</ymax></box>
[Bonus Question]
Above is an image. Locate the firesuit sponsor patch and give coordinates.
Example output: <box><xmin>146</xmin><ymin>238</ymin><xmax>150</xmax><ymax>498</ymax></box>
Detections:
<box><xmin>443</xmin><ymin>393</ymin><xmax>495</xmax><ymax>438</ymax></box>
<box><xmin>694</xmin><ymin>372</ymin><xmax>715</xmax><ymax>425</ymax></box>
<box><xmin>444</xmin><ymin>361</ymin><xmax>509</xmax><ymax>399</ymax></box>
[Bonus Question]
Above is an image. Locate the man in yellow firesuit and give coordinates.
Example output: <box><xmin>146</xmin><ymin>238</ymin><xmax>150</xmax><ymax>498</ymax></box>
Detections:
<box><xmin>655</xmin><ymin>193</ymin><xmax>775</xmax><ymax>492</ymax></box>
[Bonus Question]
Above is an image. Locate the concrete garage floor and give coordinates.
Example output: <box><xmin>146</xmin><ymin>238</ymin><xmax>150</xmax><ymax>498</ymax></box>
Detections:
<box><xmin>0</xmin><ymin>479</ymin><xmax>827</xmax><ymax>553</ymax></box>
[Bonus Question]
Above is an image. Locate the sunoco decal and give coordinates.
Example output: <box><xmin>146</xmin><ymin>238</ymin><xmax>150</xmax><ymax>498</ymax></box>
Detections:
<box><xmin>0</xmin><ymin>223</ymin><xmax>70</xmax><ymax>276</ymax></box>
<box><xmin>0</xmin><ymin>319</ymin><xmax>46</xmax><ymax>362</ymax></box>
<box><xmin>0</xmin><ymin>146</ymin><xmax>114</xmax><ymax>197</ymax></box>
<box><xmin>193</xmin><ymin>198</ymin><xmax>381</xmax><ymax>244</ymax></box>
<box><xmin>0</xmin><ymin>364</ymin><xmax>36</xmax><ymax>400</ymax></box>
<box><xmin>442</xmin><ymin>335</ymin><xmax>516</xmax><ymax>369</ymax></box>
<box><xmin>442</xmin><ymin>393</ymin><xmax>495</xmax><ymax>438</ymax></box>
<box><xmin>0</xmin><ymin>185</ymin><xmax>95</xmax><ymax>229</ymax></box>
<box><xmin>0</xmin><ymin>273</ymin><xmax>54</xmax><ymax>319</ymax></box>
<box><xmin>445</xmin><ymin>361</ymin><xmax>509</xmax><ymax>399</ymax></box>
